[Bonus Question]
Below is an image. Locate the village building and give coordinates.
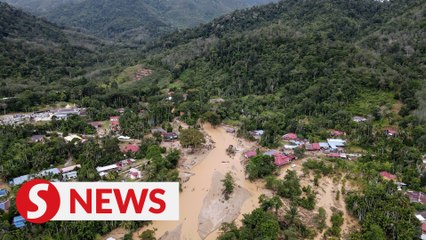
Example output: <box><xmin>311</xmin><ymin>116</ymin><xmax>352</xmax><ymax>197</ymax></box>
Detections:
<box><xmin>30</xmin><ymin>135</ymin><xmax>46</xmax><ymax>143</ymax></box>
<box><xmin>263</xmin><ymin>150</ymin><xmax>278</xmax><ymax>157</ymax></box>
<box><xmin>327</xmin><ymin>139</ymin><xmax>346</xmax><ymax>150</ymax></box>
<box><xmin>64</xmin><ymin>134</ymin><xmax>83</xmax><ymax>143</ymax></box>
<box><xmin>118</xmin><ymin>158</ymin><xmax>136</xmax><ymax>168</ymax></box>
<box><xmin>117</xmin><ymin>108</ymin><xmax>125</xmax><ymax>114</ymax></box>
<box><xmin>289</xmin><ymin>139</ymin><xmax>307</xmax><ymax>146</ymax></box>
<box><xmin>89</xmin><ymin>121</ymin><xmax>103</xmax><ymax>129</ymax></box>
<box><xmin>61</xmin><ymin>164</ymin><xmax>81</xmax><ymax>173</ymax></box>
<box><xmin>163</xmin><ymin>132</ymin><xmax>178</xmax><ymax>141</ymax></box>
<box><xmin>282</xmin><ymin>133</ymin><xmax>298</xmax><ymax>141</ymax></box>
<box><xmin>118</xmin><ymin>135</ymin><xmax>131</xmax><ymax>141</ymax></box>
<box><xmin>319</xmin><ymin>142</ymin><xmax>330</xmax><ymax>149</ymax></box>
<box><xmin>110</xmin><ymin>116</ymin><xmax>120</xmax><ymax>131</ymax></box>
<box><xmin>305</xmin><ymin>143</ymin><xmax>320</xmax><ymax>151</ymax></box>
<box><xmin>39</xmin><ymin>168</ymin><xmax>61</xmax><ymax>177</ymax></box>
<box><xmin>62</xmin><ymin>171</ymin><xmax>78</xmax><ymax>180</ymax></box>
<box><xmin>129</xmin><ymin>168</ymin><xmax>142</xmax><ymax>180</ymax></box>
<box><xmin>0</xmin><ymin>199</ymin><xmax>10</xmax><ymax>211</ymax></box>
<box><xmin>406</xmin><ymin>191</ymin><xmax>426</xmax><ymax>205</ymax></box>
<box><xmin>151</xmin><ymin>128</ymin><xmax>167</xmax><ymax>135</ymax></box>
<box><xmin>0</xmin><ymin>189</ymin><xmax>7</xmax><ymax>198</ymax></box>
<box><xmin>273</xmin><ymin>153</ymin><xmax>292</xmax><ymax>167</ymax></box>
<box><xmin>250</xmin><ymin>130</ymin><xmax>264</xmax><ymax>139</ymax></box>
<box><xmin>284</xmin><ymin>144</ymin><xmax>299</xmax><ymax>150</ymax></box>
<box><xmin>422</xmin><ymin>223</ymin><xmax>426</xmax><ymax>240</ymax></box>
<box><xmin>13</xmin><ymin>215</ymin><xmax>25</xmax><ymax>228</ymax></box>
<box><xmin>51</xmin><ymin>108</ymin><xmax>82</xmax><ymax>120</ymax></box>
<box><xmin>379</xmin><ymin>171</ymin><xmax>397</xmax><ymax>181</ymax></box>
<box><xmin>353</xmin><ymin>116</ymin><xmax>368</xmax><ymax>123</ymax></box>
<box><xmin>96</xmin><ymin>164</ymin><xmax>119</xmax><ymax>177</ymax></box>
<box><xmin>10</xmin><ymin>174</ymin><xmax>31</xmax><ymax>186</ymax></box>
<box><xmin>244</xmin><ymin>151</ymin><xmax>257</xmax><ymax>159</ymax></box>
<box><xmin>226</xmin><ymin>128</ymin><xmax>236</xmax><ymax>133</ymax></box>
<box><xmin>384</xmin><ymin>127</ymin><xmax>398</xmax><ymax>137</ymax></box>
<box><xmin>329</xmin><ymin>130</ymin><xmax>346</xmax><ymax>137</ymax></box>
<box><xmin>121</xmin><ymin>144</ymin><xmax>140</xmax><ymax>153</ymax></box>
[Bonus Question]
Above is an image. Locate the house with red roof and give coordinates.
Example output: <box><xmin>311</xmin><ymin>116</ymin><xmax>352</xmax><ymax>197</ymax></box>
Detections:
<box><xmin>274</xmin><ymin>153</ymin><xmax>291</xmax><ymax>167</ymax></box>
<box><xmin>244</xmin><ymin>151</ymin><xmax>257</xmax><ymax>159</ymax></box>
<box><xmin>384</xmin><ymin>127</ymin><xmax>398</xmax><ymax>137</ymax></box>
<box><xmin>110</xmin><ymin>116</ymin><xmax>120</xmax><ymax>122</ymax></box>
<box><xmin>283</xmin><ymin>133</ymin><xmax>298</xmax><ymax>141</ymax></box>
<box><xmin>380</xmin><ymin>171</ymin><xmax>397</xmax><ymax>181</ymax></box>
<box><xmin>406</xmin><ymin>191</ymin><xmax>426</xmax><ymax>205</ymax></box>
<box><xmin>89</xmin><ymin>121</ymin><xmax>103</xmax><ymax>129</ymax></box>
<box><xmin>305</xmin><ymin>143</ymin><xmax>321</xmax><ymax>151</ymax></box>
<box><xmin>110</xmin><ymin>116</ymin><xmax>120</xmax><ymax>131</ymax></box>
<box><xmin>128</xmin><ymin>168</ymin><xmax>142</xmax><ymax>180</ymax></box>
<box><xmin>121</xmin><ymin>144</ymin><xmax>140</xmax><ymax>153</ymax></box>
<box><xmin>422</xmin><ymin>223</ymin><xmax>426</xmax><ymax>233</ymax></box>
<box><xmin>330</xmin><ymin>130</ymin><xmax>346</xmax><ymax>137</ymax></box>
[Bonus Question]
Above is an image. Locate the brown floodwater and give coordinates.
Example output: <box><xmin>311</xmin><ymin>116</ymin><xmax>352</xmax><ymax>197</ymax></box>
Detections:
<box><xmin>139</xmin><ymin>124</ymin><xmax>263</xmax><ymax>240</ymax></box>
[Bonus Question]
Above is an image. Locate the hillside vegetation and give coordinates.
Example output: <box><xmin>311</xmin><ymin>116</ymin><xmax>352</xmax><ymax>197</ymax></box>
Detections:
<box><xmin>0</xmin><ymin>0</ymin><xmax>83</xmax><ymax>14</ymax></box>
<box><xmin>23</xmin><ymin>0</ymin><xmax>277</xmax><ymax>40</ymax></box>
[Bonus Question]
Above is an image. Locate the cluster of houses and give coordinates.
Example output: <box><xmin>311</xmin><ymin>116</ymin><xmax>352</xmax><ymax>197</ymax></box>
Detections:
<box><xmin>282</xmin><ymin>132</ymin><xmax>357</xmax><ymax>159</ymax></box>
<box><xmin>0</xmin><ymin>189</ymin><xmax>10</xmax><ymax>212</ymax></box>
<box><xmin>96</xmin><ymin>159</ymin><xmax>142</xmax><ymax>179</ymax></box>
<box><xmin>7</xmin><ymin>158</ymin><xmax>143</xmax><ymax>228</ymax></box>
<box><xmin>244</xmin><ymin>149</ymin><xmax>296</xmax><ymax>167</ymax></box>
<box><xmin>379</xmin><ymin>170</ymin><xmax>426</xmax><ymax>239</ymax></box>
<box><xmin>244</xmin><ymin>130</ymin><xmax>361</xmax><ymax>168</ymax></box>
<box><xmin>10</xmin><ymin>165</ymin><xmax>82</xmax><ymax>186</ymax></box>
<box><xmin>151</xmin><ymin>128</ymin><xmax>179</xmax><ymax>141</ymax></box>
<box><xmin>0</xmin><ymin>188</ymin><xmax>26</xmax><ymax>229</ymax></box>
<box><xmin>0</xmin><ymin>107</ymin><xmax>86</xmax><ymax>125</ymax></box>
<box><xmin>283</xmin><ymin>132</ymin><xmax>347</xmax><ymax>150</ymax></box>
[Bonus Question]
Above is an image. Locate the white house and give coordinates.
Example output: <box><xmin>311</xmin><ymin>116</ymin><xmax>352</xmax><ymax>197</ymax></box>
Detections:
<box><xmin>327</xmin><ymin>139</ymin><xmax>346</xmax><ymax>149</ymax></box>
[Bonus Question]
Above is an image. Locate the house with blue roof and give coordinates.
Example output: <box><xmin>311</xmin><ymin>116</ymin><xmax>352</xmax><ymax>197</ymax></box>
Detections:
<box><xmin>327</xmin><ymin>139</ymin><xmax>346</xmax><ymax>150</ymax></box>
<box><xmin>0</xmin><ymin>189</ymin><xmax>8</xmax><ymax>198</ymax></box>
<box><xmin>39</xmin><ymin>168</ymin><xmax>60</xmax><ymax>177</ymax></box>
<box><xmin>0</xmin><ymin>199</ymin><xmax>10</xmax><ymax>211</ymax></box>
<box><xmin>263</xmin><ymin>150</ymin><xmax>278</xmax><ymax>157</ymax></box>
<box><xmin>13</xmin><ymin>215</ymin><xmax>26</xmax><ymax>228</ymax></box>
<box><xmin>10</xmin><ymin>174</ymin><xmax>31</xmax><ymax>186</ymax></box>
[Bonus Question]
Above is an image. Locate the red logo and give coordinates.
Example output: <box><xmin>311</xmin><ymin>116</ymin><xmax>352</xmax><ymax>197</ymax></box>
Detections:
<box><xmin>15</xmin><ymin>181</ymin><xmax>178</xmax><ymax>222</ymax></box>
<box><xmin>16</xmin><ymin>179</ymin><xmax>60</xmax><ymax>224</ymax></box>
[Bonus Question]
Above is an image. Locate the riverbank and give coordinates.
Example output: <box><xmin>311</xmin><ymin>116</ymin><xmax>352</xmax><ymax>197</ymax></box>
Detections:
<box><xmin>134</xmin><ymin>124</ymin><xmax>262</xmax><ymax>239</ymax></box>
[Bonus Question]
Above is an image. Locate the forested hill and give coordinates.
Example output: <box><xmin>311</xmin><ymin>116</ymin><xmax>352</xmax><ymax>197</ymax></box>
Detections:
<box><xmin>41</xmin><ymin>0</ymin><xmax>277</xmax><ymax>40</ymax></box>
<box><xmin>139</xmin><ymin>1</ymin><xmax>425</xmax><ymax>238</ymax></box>
<box><xmin>147</xmin><ymin>0</ymin><xmax>425</xmax><ymax>114</ymax></box>
<box><xmin>145</xmin><ymin>0</ymin><xmax>425</xmax><ymax>149</ymax></box>
<box><xmin>0</xmin><ymin>0</ymin><xmax>83</xmax><ymax>14</ymax></box>
<box><xmin>0</xmin><ymin>2</ymin><xmax>117</xmax><ymax>101</ymax></box>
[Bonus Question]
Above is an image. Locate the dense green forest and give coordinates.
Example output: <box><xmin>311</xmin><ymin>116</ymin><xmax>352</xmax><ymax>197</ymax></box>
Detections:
<box><xmin>0</xmin><ymin>0</ymin><xmax>426</xmax><ymax>239</ymax></box>
<box><xmin>2</xmin><ymin>0</ymin><xmax>277</xmax><ymax>40</ymax></box>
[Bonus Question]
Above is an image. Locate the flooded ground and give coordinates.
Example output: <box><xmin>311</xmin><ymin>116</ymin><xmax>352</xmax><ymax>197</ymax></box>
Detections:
<box><xmin>131</xmin><ymin>124</ymin><xmax>357</xmax><ymax>240</ymax></box>
<box><xmin>135</xmin><ymin>124</ymin><xmax>264</xmax><ymax>240</ymax></box>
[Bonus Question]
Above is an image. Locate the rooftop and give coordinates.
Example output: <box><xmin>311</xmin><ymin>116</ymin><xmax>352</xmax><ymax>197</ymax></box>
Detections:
<box><xmin>380</xmin><ymin>171</ymin><xmax>397</xmax><ymax>180</ymax></box>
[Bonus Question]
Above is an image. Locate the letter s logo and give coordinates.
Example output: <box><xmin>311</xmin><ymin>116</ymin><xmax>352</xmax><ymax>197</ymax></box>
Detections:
<box><xmin>16</xmin><ymin>179</ymin><xmax>60</xmax><ymax>224</ymax></box>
